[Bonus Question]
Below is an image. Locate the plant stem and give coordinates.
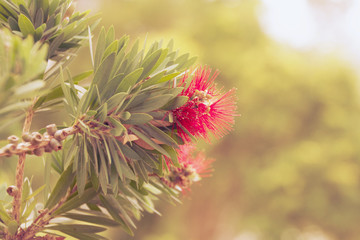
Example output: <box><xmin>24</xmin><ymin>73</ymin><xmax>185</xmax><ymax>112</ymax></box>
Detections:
<box><xmin>19</xmin><ymin>188</ymin><xmax>72</xmax><ymax>240</ymax></box>
<box><xmin>12</xmin><ymin>103</ymin><xmax>35</xmax><ymax>223</ymax></box>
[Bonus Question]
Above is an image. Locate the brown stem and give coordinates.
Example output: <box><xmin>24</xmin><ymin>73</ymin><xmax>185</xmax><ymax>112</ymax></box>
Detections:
<box><xmin>11</xmin><ymin>103</ymin><xmax>35</xmax><ymax>223</ymax></box>
<box><xmin>19</xmin><ymin>189</ymin><xmax>72</xmax><ymax>240</ymax></box>
<box><xmin>0</xmin><ymin>125</ymin><xmax>79</xmax><ymax>157</ymax></box>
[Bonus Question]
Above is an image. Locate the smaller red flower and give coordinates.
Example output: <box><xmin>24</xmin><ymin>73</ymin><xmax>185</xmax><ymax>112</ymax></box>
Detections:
<box><xmin>173</xmin><ymin>66</ymin><xmax>237</xmax><ymax>142</ymax></box>
<box><xmin>163</xmin><ymin>144</ymin><xmax>214</xmax><ymax>191</ymax></box>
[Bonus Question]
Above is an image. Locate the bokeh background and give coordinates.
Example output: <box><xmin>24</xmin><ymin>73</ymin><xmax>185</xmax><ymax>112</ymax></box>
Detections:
<box><xmin>3</xmin><ymin>0</ymin><xmax>360</xmax><ymax>239</ymax></box>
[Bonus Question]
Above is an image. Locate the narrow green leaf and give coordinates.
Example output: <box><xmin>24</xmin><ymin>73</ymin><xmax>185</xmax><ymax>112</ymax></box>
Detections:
<box><xmin>107</xmin><ymin>116</ymin><xmax>126</xmax><ymax>136</ymax></box>
<box><xmin>103</xmin><ymin>40</ymin><xmax>118</xmax><ymax>60</ymax></box>
<box><xmin>0</xmin><ymin>203</ymin><xmax>11</xmax><ymax>225</ymax></box>
<box><xmin>99</xmin><ymin>195</ymin><xmax>134</xmax><ymax>236</ymax></box>
<box><xmin>105</xmin><ymin>26</ymin><xmax>115</xmax><ymax>46</ymax></box>
<box><xmin>94</xmin><ymin>27</ymin><xmax>106</xmax><ymax>69</ymax></box>
<box><xmin>140</xmin><ymin>49</ymin><xmax>162</xmax><ymax>79</ymax></box>
<box><xmin>53</xmin><ymin>187</ymin><xmax>97</xmax><ymax>215</ymax></box>
<box><xmin>130</xmin><ymin>128</ymin><xmax>170</xmax><ymax>157</ymax></box>
<box><xmin>15</xmin><ymin>80</ymin><xmax>45</xmax><ymax>98</ymax></box>
<box><xmin>24</xmin><ymin>185</ymin><xmax>45</xmax><ymax>202</ymax></box>
<box><xmin>18</xmin><ymin>14</ymin><xmax>35</xmax><ymax>36</ymax></box>
<box><xmin>94</xmin><ymin>102</ymin><xmax>108</xmax><ymax>122</ymax></box>
<box><xmin>139</xmin><ymin>124</ymin><xmax>178</xmax><ymax>147</ymax></box>
<box><xmin>123</xmin><ymin>113</ymin><xmax>153</xmax><ymax>125</ymax></box>
<box><xmin>161</xmin><ymin>96</ymin><xmax>188</xmax><ymax>110</ymax></box>
<box><xmin>7</xmin><ymin>220</ymin><xmax>18</xmax><ymax>236</ymax></box>
<box><xmin>128</xmin><ymin>94</ymin><xmax>174</xmax><ymax>113</ymax></box>
<box><xmin>161</xmin><ymin>145</ymin><xmax>180</xmax><ymax>167</ymax></box>
<box><xmin>100</xmin><ymin>74</ymin><xmax>125</xmax><ymax>100</ymax></box>
<box><xmin>76</xmin><ymin>140</ymin><xmax>87</xmax><ymax>195</ymax></box>
<box><xmin>45</xmin><ymin>164</ymin><xmax>75</xmax><ymax>209</ymax></box>
<box><xmin>63</xmin><ymin>212</ymin><xmax>120</xmax><ymax>227</ymax></box>
<box><xmin>8</xmin><ymin>16</ymin><xmax>19</xmax><ymax>31</ymax></box>
<box><xmin>117</xmin><ymin>68</ymin><xmax>143</xmax><ymax>92</ymax></box>
<box><xmin>46</xmin><ymin>224</ymin><xmax>106</xmax><ymax>233</ymax></box>
<box><xmin>19</xmin><ymin>199</ymin><xmax>36</xmax><ymax>223</ymax></box>
<box><xmin>106</xmin><ymin>92</ymin><xmax>127</xmax><ymax>112</ymax></box>
<box><xmin>73</xmin><ymin>70</ymin><xmax>93</xmax><ymax>83</ymax></box>
<box><xmin>93</xmin><ymin>53</ymin><xmax>116</xmax><ymax>93</ymax></box>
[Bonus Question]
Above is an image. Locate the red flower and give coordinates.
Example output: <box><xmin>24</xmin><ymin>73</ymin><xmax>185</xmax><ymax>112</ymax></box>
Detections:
<box><xmin>163</xmin><ymin>144</ymin><xmax>214</xmax><ymax>191</ymax></box>
<box><xmin>177</xmin><ymin>144</ymin><xmax>213</xmax><ymax>178</ymax></box>
<box><xmin>173</xmin><ymin>66</ymin><xmax>237</xmax><ymax>142</ymax></box>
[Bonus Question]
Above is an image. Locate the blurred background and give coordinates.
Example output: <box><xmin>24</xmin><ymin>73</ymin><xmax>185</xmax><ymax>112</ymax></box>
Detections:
<box><xmin>3</xmin><ymin>0</ymin><xmax>360</xmax><ymax>239</ymax></box>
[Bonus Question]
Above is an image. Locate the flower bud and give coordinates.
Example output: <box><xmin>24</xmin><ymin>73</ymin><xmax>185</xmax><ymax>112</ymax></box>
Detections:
<box><xmin>33</xmin><ymin>147</ymin><xmax>45</xmax><ymax>156</ymax></box>
<box><xmin>46</xmin><ymin>124</ymin><xmax>57</xmax><ymax>136</ymax></box>
<box><xmin>44</xmin><ymin>143</ymin><xmax>53</xmax><ymax>153</ymax></box>
<box><xmin>7</xmin><ymin>135</ymin><xmax>19</xmax><ymax>145</ymax></box>
<box><xmin>6</xmin><ymin>185</ymin><xmax>18</xmax><ymax>197</ymax></box>
<box><xmin>31</xmin><ymin>132</ymin><xmax>43</xmax><ymax>145</ymax></box>
<box><xmin>26</xmin><ymin>150</ymin><xmax>33</xmax><ymax>155</ymax></box>
<box><xmin>4</xmin><ymin>144</ymin><xmax>17</xmax><ymax>155</ymax></box>
<box><xmin>50</xmin><ymin>138</ymin><xmax>62</xmax><ymax>151</ymax></box>
<box><xmin>54</xmin><ymin>130</ymin><xmax>66</xmax><ymax>141</ymax></box>
<box><xmin>22</xmin><ymin>132</ymin><xmax>32</xmax><ymax>142</ymax></box>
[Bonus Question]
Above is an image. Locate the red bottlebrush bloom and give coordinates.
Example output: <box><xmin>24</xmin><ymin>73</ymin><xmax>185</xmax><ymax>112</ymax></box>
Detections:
<box><xmin>177</xmin><ymin>144</ymin><xmax>213</xmax><ymax>178</ymax></box>
<box><xmin>163</xmin><ymin>144</ymin><xmax>214</xmax><ymax>191</ymax></box>
<box><xmin>173</xmin><ymin>66</ymin><xmax>237</xmax><ymax>142</ymax></box>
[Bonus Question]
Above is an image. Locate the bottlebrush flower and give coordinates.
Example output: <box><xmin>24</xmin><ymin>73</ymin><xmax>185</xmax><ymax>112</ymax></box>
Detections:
<box><xmin>172</xmin><ymin>66</ymin><xmax>237</xmax><ymax>142</ymax></box>
<box><xmin>164</xmin><ymin>144</ymin><xmax>214</xmax><ymax>191</ymax></box>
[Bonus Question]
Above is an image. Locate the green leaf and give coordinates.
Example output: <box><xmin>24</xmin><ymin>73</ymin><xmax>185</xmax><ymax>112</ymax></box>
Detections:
<box><xmin>140</xmin><ymin>49</ymin><xmax>166</xmax><ymax>79</ymax></box>
<box><xmin>7</xmin><ymin>220</ymin><xmax>18</xmax><ymax>236</ymax></box>
<box><xmin>139</xmin><ymin>124</ymin><xmax>178</xmax><ymax>147</ymax></box>
<box><xmin>123</xmin><ymin>113</ymin><xmax>153</xmax><ymax>125</ymax></box>
<box><xmin>105</xmin><ymin>92</ymin><xmax>127</xmax><ymax>112</ymax></box>
<box><xmin>94</xmin><ymin>27</ymin><xmax>106</xmax><ymax>69</ymax></box>
<box><xmin>76</xmin><ymin>140</ymin><xmax>87</xmax><ymax>196</ymax></box>
<box><xmin>53</xmin><ymin>187</ymin><xmax>97</xmax><ymax>215</ymax></box>
<box><xmin>103</xmin><ymin>40</ymin><xmax>118</xmax><ymax>60</ymax></box>
<box><xmin>117</xmin><ymin>68</ymin><xmax>144</xmax><ymax>92</ymax></box>
<box><xmin>18</xmin><ymin>14</ymin><xmax>35</xmax><ymax>37</ymax></box>
<box><xmin>19</xmin><ymin>198</ymin><xmax>37</xmax><ymax>223</ymax></box>
<box><xmin>94</xmin><ymin>102</ymin><xmax>108</xmax><ymax>122</ymax></box>
<box><xmin>107</xmin><ymin>116</ymin><xmax>126</xmax><ymax>136</ymax></box>
<box><xmin>24</xmin><ymin>185</ymin><xmax>45</xmax><ymax>202</ymax></box>
<box><xmin>8</xmin><ymin>16</ymin><xmax>19</xmax><ymax>31</ymax></box>
<box><xmin>0</xmin><ymin>101</ymin><xmax>31</xmax><ymax>116</ymax></box>
<box><xmin>93</xmin><ymin>53</ymin><xmax>116</xmax><ymax>93</ymax></box>
<box><xmin>105</xmin><ymin>26</ymin><xmax>115</xmax><ymax>46</ymax></box>
<box><xmin>63</xmin><ymin>212</ymin><xmax>120</xmax><ymax>227</ymax></box>
<box><xmin>100</xmin><ymin>74</ymin><xmax>124</xmax><ymax>100</ymax></box>
<box><xmin>15</xmin><ymin>80</ymin><xmax>45</xmax><ymax>98</ymax></box>
<box><xmin>132</xmin><ymin>145</ymin><xmax>158</xmax><ymax>168</ymax></box>
<box><xmin>45</xmin><ymin>164</ymin><xmax>75</xmax><ymax>209</ymax></box>
<box><xmin>99</xmin><ymin>195</ymin><xmax>134</xmax><ymax>236</ymax></box>
<box><xmin>0</xmin><ymin>203</ymin><xmax>11</xmax><ymax>225</ymax></box>
<box><xmin>161</xmin><ymin>145</ymin><xmax>180</xmax><ymax>167</ymax></box>
<box><xmin>46</xmin><ymin>224</ymin><xmax>106</xmax><ymax>233</ymax></box>
<box><xmin>73</xmin><ymin>70</ymin><xmax>93</xmax><ymax>83</ymax></box>
<box><xmin>86</xmin><ymin>110</ymin><xmax>97</xmax><ymax>116</ymax></box>
<box><xmin>161</xmin><ymin>96</ymin><xmax>188</xmax><ymax>110</ymax></box>
<box><xmin>130</xmin><ymin>128</ymin><xmax>170</xmax><ymax>157</ymax></box>
<box><xmin>128</xmin><ymin>94</ymin><xmax>174</xmax><ymax>113</ymax></box>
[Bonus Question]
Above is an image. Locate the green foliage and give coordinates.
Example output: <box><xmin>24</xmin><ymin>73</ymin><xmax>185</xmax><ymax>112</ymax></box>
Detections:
<box><xmin>0</xmin><ymin>0</ymin><xmax>100</xmax><ymax>60</ymax></box>
<box><xmin>0</xmin><ymin>29</ymin><xmax>47</xmax><ymax>130</ymax></box>
<box><xmin>80</xmin><ymin>1</ymin><xmax>360</xmax><ymax>240</ymax></box>
<box><xmin>0</xmin><ymin>0</ymin><xmax>242</xmax><ymax>239</ymax></box>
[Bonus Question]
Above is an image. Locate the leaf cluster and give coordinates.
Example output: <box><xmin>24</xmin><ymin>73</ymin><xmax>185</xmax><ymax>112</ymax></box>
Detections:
<box><xmin>0</xmin><ymin>1</ymin><xmax>204</xmax><ymax>238</ymax></box>
<box><xmin>40</xmin><ymin>27</ymin><xmax>198</xmax><ymax>237</ymax></box>
<box><xmin>0</xmin><ymin>29</ymin><xmax>47</xmax><ymax>131</ymax></box>
<box><xmin>0</xmin><ymin>0</ymin><xmax>100</xmax><ymax>60</ymax></box>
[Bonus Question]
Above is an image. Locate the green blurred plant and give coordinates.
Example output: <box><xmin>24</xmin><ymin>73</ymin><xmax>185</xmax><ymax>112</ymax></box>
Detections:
<box><xmin>0</xmin><ymin>0</ymin><xmax>236</xmax><ymax>239</ymax></box>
